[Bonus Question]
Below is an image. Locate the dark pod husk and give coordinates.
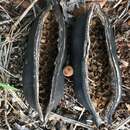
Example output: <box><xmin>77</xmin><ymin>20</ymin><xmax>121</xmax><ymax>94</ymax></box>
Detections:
<box><xmin>23</xmin><ymin>9</ymin><xmax>47</xmax><ymax>120</ymax></box>
<box><xmin>70</xmin><ymin>3</ymin><xmax>122</xmax><ymax>127</ymax></box>
<box><xmin>85</xmin><ymin>4</ymin><xmax>122</xmax><ymax>125</ymax></box>
<box><xmin>23</xmin><ymin>3</ymin><xmax>66</xmax><ymax>122</ymax></box>
<box><xmin>94</xmin><ymin>4</ymin><xmax>122</xmax><ymax>124</ymax></box>
<box><xmin>44</xmin><ymin>2</ymin><xmax>67</xmax><ymax>123</ymax></box>
<box><xmin>70</xmin><ymin>5</ymin><xmax>103</xmax><ymax>127</ymax></box>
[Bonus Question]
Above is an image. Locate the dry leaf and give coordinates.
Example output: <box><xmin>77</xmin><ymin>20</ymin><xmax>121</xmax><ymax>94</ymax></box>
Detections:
<box><xmin>125</xmin><ymin>103</ymin><xmax>130</xmax><ymax>113</ymax></box>
<box><xmin>99</xmin><ymin>0</ymin><xmax>107</xmax><ymax>8</ymax></box>
<box><xmin>127</xmin><ymin>19</ymin><xmax>130</xmax><ymax>26</ymax></box>
<box><xmin>120</xmin><ymin>59</ymin><xmax>129</xmax><ymax>67</ymax></box>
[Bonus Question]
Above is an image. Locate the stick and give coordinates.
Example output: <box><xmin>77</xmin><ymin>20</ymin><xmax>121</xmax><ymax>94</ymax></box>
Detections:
<box><xmin>49</xmin><ymin>112</ymin><xmax>93</xmax><ymax>129</ymax></box>
<box><xmin>12</xmin><ymin>0</ymin><xmax>38</xmax><ymax>31</ymax></box>
<box><xmin>73</xmin><ymin>108</ymin><xmax>85</xmax><ymax>130</ymax></box>
<box><xmin>113</xmin><ymin>116</ymin><xmax>130</xmax><ymax>130</ymax></box>
<box><xmin>113</xmin><ymin>0</ymin><xmax>122</xmax><ymax>9</ymax></box>
<box><xmin>0</xmin><ymin>20</ymin><xmax>12</xmax><ymax>25</ymax></box>
<box><xmin>0</xmin><ymin>65</ymin><xmax>19</xmax><ymax>78</ymax></box>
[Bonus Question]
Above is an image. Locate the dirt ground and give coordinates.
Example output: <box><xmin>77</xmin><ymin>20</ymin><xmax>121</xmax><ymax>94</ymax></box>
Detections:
<box><xmin>0</xmin><ymin>0</ymin><xmax>130</xmax><ymax>130</ymax></box>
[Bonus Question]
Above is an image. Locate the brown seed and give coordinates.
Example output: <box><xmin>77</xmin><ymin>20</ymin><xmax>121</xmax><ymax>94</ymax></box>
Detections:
<box><xmin>63</xmin><ymin>65</ymin><xmax>74</xmax><ymax>77</ymax></box>
<box><xmin>127</xmin><ymin>19</ymin><xmax>130</xmax><ymax>26</ymax></box>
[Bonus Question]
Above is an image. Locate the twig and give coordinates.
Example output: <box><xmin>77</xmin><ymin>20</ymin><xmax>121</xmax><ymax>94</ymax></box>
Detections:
<box><xmin>113</xmin><ymin>0</ymin><xmax>130</xmax><ymax>25</ymax></box>
<box><xmin>0</xmin><ymin>5</ymin><xmax>13</xmax><ymax>22</ymax></box>
<box><xmin>65</xmin><ymin>92</ymin><xmax>83</xmax><ymax>106</ymax></box>
<box><xmin>0</xmin><ymin>65</ymin><xmax>19</xmax><ymax>78</ymax></box>
<box><xmin>122</xmin><ymin>84</ymin><xmax>130</xmax><ymax>90</ymax></box>
<box><xmin>15</xmin><ymin>0</ymin><xmax>26</xmax><ymax>8</ymax></box>
<box><xmin>29</xmin><ymin>0</ymin><xmax>37</xmax><ymax>17</ymax></box>
<box><xmin>11</xmin><ymin>0</ymin><xmax>38</xmax><ymax>31</ymax></box>
<box><xmin>0</xmin><ymin>20</ymin><xmax>12</xmax><ymax>25</ymax></box>
<box><xmin>4</xmin><ymin>90</ymin><xmax>12</xmax><ymax>130</ymax></box>
<box><xmin>49</xmin><ymin>112</ymin><xmax>93</xmax><ymax>129</ymax></box>
<box><xmin>8</xmin><ymin>89</ymin><xmax>28</xmax><ymax>109</ymax></box>
<box><xmin>23</xmin><ymin>120</ymin><xmax>40</xmax><ymax>127</ymax></box>
<box><xmin>113</xmin><ymin>0</ymin><xmax>122</xmax><ymax>9</ymax></box>
<box><xmin>73</xmin><ymin>108</ymin><xmax>85</xmax><ymax>130</ymax></box>
<box><xmin>113</xmin><ymin>116</ymin><xmax>130</xmax><ymax>130</ymax></box>
<box><xmin>7</xmin><ymin>100</ymin><xmax>17</xmax><ymax>112</ymax></box>
<box><xmin>3</xmin><ymin>43</ymin><xmax>12</xmax><ymax>69</ymax></box>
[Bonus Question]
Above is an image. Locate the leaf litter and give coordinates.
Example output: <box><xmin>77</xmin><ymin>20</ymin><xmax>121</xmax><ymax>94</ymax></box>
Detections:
<box><xmin>0</xmin><ymin>0</ymin><xmax>130</xmax><ymax>130</ymax></box>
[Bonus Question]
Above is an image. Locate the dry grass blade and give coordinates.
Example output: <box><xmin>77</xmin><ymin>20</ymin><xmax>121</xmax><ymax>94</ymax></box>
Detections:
<box><xmin>114</xmin><ymin>116</ymin><xmax>130</xmax><ymax>130</ymax></box>
<box><xmin>113</xmin><ymin>0</ymin><xmax>123</xmax><ymax>8</ymax></box>
<box><xmin>8</xmin><ymin>89</ymin><xmax>27</xmax><ymax>109</ymax></box>
<box><xmin>11</xmin><ymin>0</ymin><xmax>38</xmax><ymax>32</ymax></box>
<box><xmin>73</xmin><ymin>108</ymin><xmax>85</xmax><ymax>130</ymax></box>
<box><xmin>0</xmin><ymin>20</ymin><xmax>12</xmax><ymax>25</ymax></box>
<box><xmin>0</xmin><ymin>5</ymin><xmax>13</xmax><ymax>22</ymax></box>
<box><xmin>0</xmin><ymin>65</ymin><xmax>19</xmax><ymax>78</ymax></box>
<box><xmin>4</xmin><ymin>90</ymin><xmax>12</xmax><ymax>130</ymax></box>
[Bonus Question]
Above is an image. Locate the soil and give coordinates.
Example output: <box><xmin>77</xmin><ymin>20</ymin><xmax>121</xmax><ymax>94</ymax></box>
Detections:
<box><xmin>0</xmin><ymin>0</ymin><xmax>129</xmax><ymax>130</ymax></box>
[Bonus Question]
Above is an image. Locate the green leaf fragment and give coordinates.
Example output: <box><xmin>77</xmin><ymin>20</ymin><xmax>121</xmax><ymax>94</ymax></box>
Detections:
<box><xmin>0</xmin><ymin>83</ymin><xmax>17</xmax><ymax>90</ymax></box>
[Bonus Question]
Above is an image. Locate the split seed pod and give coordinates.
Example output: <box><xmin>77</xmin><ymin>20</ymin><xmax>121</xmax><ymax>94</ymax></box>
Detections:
<box><xmin>23</xmin><ymin>3</ymin><xmax>66</xmax><ymax>122</ymax></box>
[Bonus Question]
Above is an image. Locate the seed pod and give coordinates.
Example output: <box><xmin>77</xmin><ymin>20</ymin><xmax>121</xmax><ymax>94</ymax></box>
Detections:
<box><xmin>70</xmin><ymin>5</ymin><xmax>103</xmax><ymax>127</ymax></box>
<box><xmin>23</xmin><ymin>2</ymin><xmax>66</xmax><ymax>122</ymax></box>
<box><xmin>94</xmin><ymin>4</ymin><xmax>122</xmax><ymax>124</ymax></box>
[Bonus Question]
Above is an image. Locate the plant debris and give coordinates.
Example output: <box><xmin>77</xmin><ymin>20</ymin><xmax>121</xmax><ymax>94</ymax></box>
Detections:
<box><xmin>0</xmin><ymin>0</ymin><xmax>130</xmax><ymax>130</ymax></box>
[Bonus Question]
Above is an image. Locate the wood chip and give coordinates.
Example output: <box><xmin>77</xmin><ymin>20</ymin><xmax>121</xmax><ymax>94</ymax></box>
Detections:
<box><xmin>125</xmin><ymin>103</ymin><xmax>130</xmax><ymax>113</ymax></box>
<box><xmin>120</xmin><ymin>59</ymin><xmax>129</xmax><ymax>67</ymax></box>
<box><xmin>99</xmin><ymin>0</ymin><xmax>107</xmax><ymax>8</ymax></box>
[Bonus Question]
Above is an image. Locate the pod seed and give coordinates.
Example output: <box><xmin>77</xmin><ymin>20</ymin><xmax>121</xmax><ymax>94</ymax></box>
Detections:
<box><xmin>63</xmin><ymin>65</ymin><xmax>74</xmax><ymax>77</ymax></box>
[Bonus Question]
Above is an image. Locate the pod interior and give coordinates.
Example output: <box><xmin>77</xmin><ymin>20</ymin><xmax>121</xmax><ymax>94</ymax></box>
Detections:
<box><xmin>39</xmin><ymin>10</ymin><xmax>59</xmax><ymax>114</ymax></box>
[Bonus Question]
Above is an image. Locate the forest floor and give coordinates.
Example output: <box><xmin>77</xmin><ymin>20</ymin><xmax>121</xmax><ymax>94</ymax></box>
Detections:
<box><xmin>0</xmin><ymin>0</ymin><xmax>130</xmax><ymax>130</ymax></box>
